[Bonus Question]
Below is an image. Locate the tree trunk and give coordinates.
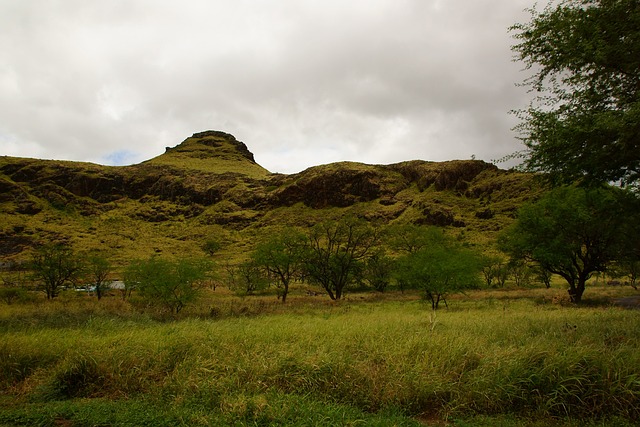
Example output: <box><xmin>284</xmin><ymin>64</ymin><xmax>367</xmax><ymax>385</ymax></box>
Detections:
<box><xmin>568</xmin><ymin>279</ymin><xmax>586</xmax><ymax>303</ymax></box>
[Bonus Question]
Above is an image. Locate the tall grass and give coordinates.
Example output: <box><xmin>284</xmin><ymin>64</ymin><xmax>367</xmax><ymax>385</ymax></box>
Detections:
<box><xmin>1</xmin><ymin>289</ymin><xmax>639</xmax><ymax>425</ymax></box>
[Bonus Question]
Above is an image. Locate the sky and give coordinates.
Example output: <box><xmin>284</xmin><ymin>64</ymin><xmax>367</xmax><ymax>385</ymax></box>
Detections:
<box><xmin>0</xmin><ymin>0</ymin><xmax>535</xmax><ymax>174</ymax></box>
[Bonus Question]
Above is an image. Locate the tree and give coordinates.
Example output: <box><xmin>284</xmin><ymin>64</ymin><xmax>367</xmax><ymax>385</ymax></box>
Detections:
<box><xmin>508</xmin><ymin>259</ymin><xmax>533</xmax><ymax>287</ymax></box>
<box><xmin>394</xmin><ymin>233</ymin><xmax>484</xmax><ymax>310</ymax></box>
<box><xmin>202</xmin><ymin>238</ymin><xmax>222</xmax><ymax>256</ymax></box>
<box><xmin>84</xmin><ymin>252</ymin><xmax>112</xmax><ymax>300</ymax></box>
<box><xmin>124</xmin><ymin>256</ymin><xmax>211</xmax><ymax>314</ymax></box>
<box><xmin>511</xmin><ymin>0</ymin><xmax>640</xmax><ymax>188</ymax></box>
<box><xmin>30</xmin><ymin>243</ymin><xmax>83</xmax><ymax>299</ymax></box>
<box><xmin>386</xmin><ymin>223</ymin><xmax>437</xmax><ymax>254</ymax></box>
<box><xmin>303</xmin><ymin>217</ymin><xmax>379</xmax><ymax>300</ymax></box>
<box><xmin>252</xmin><ymin>228</ymin><xmax>306</xmax><ymax>303</ymax></box>
<box><xmin>226</xmin><ymin>259</ymin><xmax>270</xmax><ymax>297</ymax></box>
<box><xmin>362</xmin><ymin>250</ymin><xmax>395</xmax><ymax>292</ymax></box>
<box><xmin>481</xmin><ymin>256</ymin><xmax>509</xmax><ymax>288</ymax></box>
<box><xmin>499</xmin><ymin>186</ymin><xmax>636</xmax><ymax>302</ymax></box>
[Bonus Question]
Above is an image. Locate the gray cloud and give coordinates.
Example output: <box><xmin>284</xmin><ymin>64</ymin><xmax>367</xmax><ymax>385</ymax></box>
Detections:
<box><xmin>0</xmin><ymin>0</ymin><xmax>533</xmax><ymax>173</ymax></box>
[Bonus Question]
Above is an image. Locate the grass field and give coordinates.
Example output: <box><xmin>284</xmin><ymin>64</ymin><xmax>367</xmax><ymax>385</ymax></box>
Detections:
<box><xmin>1</xmin><ymin>284</ymin><xmax>639</xmax><ymax>426</ymax></box>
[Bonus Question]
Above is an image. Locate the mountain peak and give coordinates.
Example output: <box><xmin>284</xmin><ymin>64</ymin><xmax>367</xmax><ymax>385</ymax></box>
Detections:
<box><xmin>168</xmin><ymin>131</ymin><xmax>257</xmax><ymax>164</ymax></box>
<box><xmin>147</xmin><ymin>130</ymin><xmax>269</xmax><ymax>177</ymax></box>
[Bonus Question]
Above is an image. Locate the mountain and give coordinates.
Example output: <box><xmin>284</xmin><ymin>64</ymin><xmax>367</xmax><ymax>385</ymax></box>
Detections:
<box><xmin>0</xmin><ymin>131</ymin><xmax>541</xmax><ymax>266</ymax></box>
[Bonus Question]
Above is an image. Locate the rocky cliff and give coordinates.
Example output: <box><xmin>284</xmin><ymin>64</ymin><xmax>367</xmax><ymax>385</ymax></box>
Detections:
<box><xmin>0</xmin><ymin>131</ymin><xmax>540</xmax><ymax>263</ymax></box>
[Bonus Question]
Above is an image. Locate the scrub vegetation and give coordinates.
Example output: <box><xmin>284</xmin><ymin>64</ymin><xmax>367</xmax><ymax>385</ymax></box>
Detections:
<box><xmin>0</xmin><ymin>286</ymin><xmax>639</xmax><ymax>426</ymax></box>
<box><xmin>3</xmin><ymin>1</ymin><xmax>640</xmax><ymax>422</ymax></box>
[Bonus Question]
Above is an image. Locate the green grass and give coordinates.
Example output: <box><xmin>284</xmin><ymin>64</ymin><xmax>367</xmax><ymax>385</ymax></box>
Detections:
<box><xmin>1</xmin><ymin>286</ymin><xmax>639</xmax><ymax>426</ymax></box>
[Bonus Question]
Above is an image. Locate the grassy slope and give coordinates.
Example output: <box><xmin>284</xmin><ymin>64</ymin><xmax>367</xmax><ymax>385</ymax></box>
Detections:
<box><xmin>1</xmin><ymin>286</ymin><xmax>639</xmax><ymax>426</ymax></box>
<box><xmin>0</xmin><ymin>145</ymin><xmax>541</xmax><ymax>272</ymax></box>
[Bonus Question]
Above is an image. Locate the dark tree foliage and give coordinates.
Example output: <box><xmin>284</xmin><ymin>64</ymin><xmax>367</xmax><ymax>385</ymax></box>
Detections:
<box><xmin>394</xmin><ymin>230</ymin><xmax>484</xmax><ymax>310</ymax></box>
<box><xmin>125</xmin><ymin>256</ymin><xmax>211</xmax><ymax>314</ymax></box>
<box><xmin>84</xmin><ymin>251</ymin><xmax>112</xmax><ymax>300</ymax></box>
<box><xmin>303</xmin><ymin>217</ymin><xmax>379</xmax><ymax>300</ymax></box>
<box><xmin>511</xmin><ymin>0</ymin><xmax>640</xmax><ymax>187</ymax></box>
<box><xmin>499</xmin><ymin>185</ymin><xmax>638</xmax><ymax>302</ymax></box>
<box><xmin>30</xmin><ymin>243</ymin><xmax>83</xmax><ymax>299</ymax></box>
<box><xmin>252</xmin><ymin>228</ymin><xmax>306</xmax><ymax>302</ymax></box>
<box><xmin>362</xmin><ymin>250</ymin><xmax>395</xmax><ymax>292</ymax></box>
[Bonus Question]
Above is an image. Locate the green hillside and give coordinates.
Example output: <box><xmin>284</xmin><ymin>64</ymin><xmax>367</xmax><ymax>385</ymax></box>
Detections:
<box><xmin>0</xmin><ymin>130</ymin><xmax>543</xmax><ymax>269</ymax></box>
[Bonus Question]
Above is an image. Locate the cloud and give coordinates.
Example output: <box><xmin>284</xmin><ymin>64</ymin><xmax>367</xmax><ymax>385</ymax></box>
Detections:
<box><xmin>0</xmin><ymin>0</ymin><xmax>533</xmax><ymax>173</ymax></box>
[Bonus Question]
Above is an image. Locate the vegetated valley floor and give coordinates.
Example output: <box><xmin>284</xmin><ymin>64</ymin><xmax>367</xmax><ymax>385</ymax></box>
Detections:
<box><xmin>1</xmin><ymin>284</ymin><xmax>640</xmax><ymax>427</ymax></box>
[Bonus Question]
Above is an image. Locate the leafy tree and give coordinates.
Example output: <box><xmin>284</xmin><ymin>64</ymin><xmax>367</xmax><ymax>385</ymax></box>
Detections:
<box><xmin>124</xmin><ymin>256</ymin><xmax>211</xmax><ymax>314</ymax></box>
<box><xmin>0</xmin><ymin>287</ymin><xmax>26</xmax><ymax>305</ymax></box>
<box><xmin>508</xmin><ymin>259</ymin><xmax>533</xmax><ymax>287</ymax></box>
<box><xmin>395</xmin><ymin>234</ymin><xmax>484</xmax><ymax>310</ymax></box>
<box><xmin>613</xmin><ymin>217</ymin><xmax>640</xmax><ymax>289</ymax></box>
<box><xmin>386</xmin><ymin>223</ymin><xmax>438</xmax><ymax>254</ymax></box>
<box><xmin>511</xmin><ymin>0</ymin><xmax>640</xmax><ymax>187</ymax></box>
<box><xmin>252</xmin><ymin>228</ymin><xmax>306</xmax><ymax>302</ymax></box>
<box><xmin>303</xmin><ymin>217</ymin><xmax>379</xmax><ymax>300</ymax></box>
<box><xmin>481</xmin><ymin>256</ymin><xmax>509</xmax><ymax>288</ymax></box>
<box><xmin>533</xmin><ymin>265</ymin><xmax>553</xmax><ymax>289</ymax></box>
<box><xmin>30</xmin><ymin>243</ymin><xmax>83</xmax><ymax>299</ymax></box>
<box><xmin>362</xmin><ymin>250</ymin><xmax>395</xmax><ymax>292</ymax></box>
<box><xmin>202</xmin><ymin>238</ymin><xmax>222</xmax><ymax>256</ymax></box>
<box><xmin>84</xmin><ymin>252</ymin><xmax>112</xmax><ymax>300</ymax></box>
<box><xmin>226</xmin><ymin>259</ymin><xmax>270</xmax><ymax>297</ymax></box>
<box><xmin>499</xmin><ymin>186</ymin><xmax>636</xmax><ymax>302</ymax></box>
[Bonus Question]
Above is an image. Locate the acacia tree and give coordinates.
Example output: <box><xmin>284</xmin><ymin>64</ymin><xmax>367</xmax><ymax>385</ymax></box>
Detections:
<box><xmin>30</xmin><ymin>243</ymin><xmax>83</xmax><ymax>299</ymax></box>
<box><xmin>394</xmin><ymin>231</ymin><xmax>484</xmax><ymax>310</ymax></box>
<box><xmin>125</xmin><ymin>256</ymin><xmax>211</xmax><ymax>314</ymax></box>
<box><xmin>499</xmin><ymin>186</ymin><xmax>636</xmax><ymax>302</ymax></box>
<box><xmin>511</xmin><ymin>0</ymin><xmax>640</xmax><ymax>187</ymax></box>
<box><xmin>84</xmin><ymin>251</ymin><xmax>112</xmax><ymax>300</ymax></box>
<box><xmin>226</xmin><ymin>259</ymin><xmax>270</xmax><ymax>297</ymax></box>
<box><xmin>386</xmin><ymin>223</ymin><xmax>438</xmax><ymax>255</ymax></box>
<box><xmin>252</xmin><ymin>228</ymin><xmax>306</xmax><ymax>302</ymax></box>
<box><xmin>362</xmin><ymin>250</ymin><xmax>395</xmax><ymax>292</ymax></box>
<box><xmin>303</xmin><ymin>217</ymin><xmax>379</xmax><ymax>300</ymax></box>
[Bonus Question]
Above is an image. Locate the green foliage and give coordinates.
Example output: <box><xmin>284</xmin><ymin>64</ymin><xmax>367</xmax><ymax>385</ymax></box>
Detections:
<box><xmin>251</xmin><ymin>228</ymin><xmax>306</xmax><ymax>302</ymax></box>
<box><xmin>362</xmin><ymin>250</ymin><xmax>395</xmax><ymax>292</ymax></box>
<box><xmin>385</xmin><ymin>223</ymin><xmax>436</xmax><ymax>254</ymax></box>
<box><xmin>2</xmin><ymin>291</ymin><xmax>640</xmax><ymax>425</ymax></box>
<box><xmin>481</xmin><ymin>256</ymin><xmax>509</xmax><ymax>288</ymax></box>
<box><xmin>202</xmin><ymin>238</ymin><xmax>222</xmax><ymax>256</ymax></box>
<box><xmin>0</xmin><ymin>287</ymin><xmax>27</xmax><ymax>305</ymax></box>
<box><xmin>83</xmin><ymin>251</ymin><xmax>112</xmax><ymax>300</ymax></box>
<box><xmin>124</xmin><ymin>256</ymin><xmax>211</xmax><ymax>314</ymax></box>
<box><xmin>303</xmin><ymin>217</ymin><xmax>380</xmax><ymax>300</ymax></box>
<box><xmin>499</xmin><ymin>185</ymin><xmax>638</xmax><ymax>302</ymax></box>
<box><xmin>394</xmin><ymin>228</ymin><xmax>485</xmax><ymax>309</ymax></box>
<box><xmin>511</xmin><ymin>0</ymin><xmax>640</xmax><ymax>187</ymax></box>
<box><xmin>30</xmin><ymin>243</ymin><xmax>83</xmax><ymax>299</ymax></box>
<box><xmin>226</xmin><ymin>259</ymin><xmax>270</xmax><ymax>297</ymax></box>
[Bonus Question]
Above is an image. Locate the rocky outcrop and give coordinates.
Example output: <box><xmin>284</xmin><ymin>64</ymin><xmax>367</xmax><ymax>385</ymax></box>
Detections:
<box><xmin>268</xmin><ymin>164</ymin><xmax>407</xmax><ymax>208</ymax></box>
<box><xmin>390</xmin><ymin>160</ymin><xmax>497</xmax><ymax>192</ymax></box>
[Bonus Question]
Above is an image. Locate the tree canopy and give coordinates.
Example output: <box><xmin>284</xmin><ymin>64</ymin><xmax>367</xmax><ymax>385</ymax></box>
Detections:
<box><xmin>30</xmin><ymin>243</ymin><xmax>83</xmax><ymax>299</ymax></box>
<box><xmin>511</xmin><ymin>0</ymin><xmax>640</xmax><ymax>187</ymax></box>
<box><xmin>394</xmin><ymin>228</ymin><xmax>484</xmax><ymax>310</ymax></box>
<box><xmin>303</xmin><ymin>217</ymin><xmax>379</xmax><ymax>300</ymax></box>
<box><xmin>499</xmin><ymin>185</ymin><xmax>638</xmax><ymax>302</ymax></box>
<box><xmin>124</xmin><ymin>256</ymin><xmax>212</xmax><ymax>314</ymax></box>
<box><xmin>252</xmin><ymin>228</ymin><xmax>306</xmax><ymax>303</ymax></box>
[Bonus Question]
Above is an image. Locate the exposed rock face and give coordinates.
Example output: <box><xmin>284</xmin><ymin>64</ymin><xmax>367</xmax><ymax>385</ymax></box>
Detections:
<box><xmin>268</xmin><ymin>164</ymin><xmax>406</xmax><ymax>208</ymax></box>
<box><xmin>0</xmin><ymin>131</ymin><xmax>540</xmax><ymax>259</ymax></box>
<box><xmin>191</xmin><ymin>131</ymin><xmax>257</xmax><ymax>163</ymax></box>
<box><xmin>389</xmin><ymin>160</ymin><xmax>498</xmax><ymax>192</ymax></box>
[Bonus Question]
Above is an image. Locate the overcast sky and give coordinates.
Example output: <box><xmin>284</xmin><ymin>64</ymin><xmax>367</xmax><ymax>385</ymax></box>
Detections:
<box><xmin>0</xmin><ymin>0</ymin><xmax>534</xmax><ymax>174</ymax></box>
